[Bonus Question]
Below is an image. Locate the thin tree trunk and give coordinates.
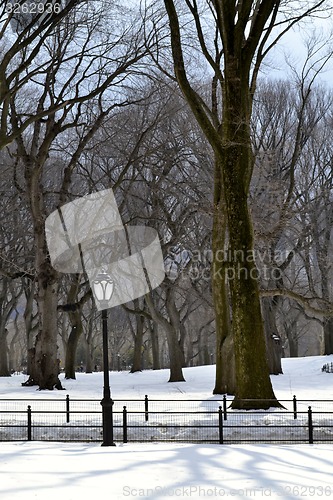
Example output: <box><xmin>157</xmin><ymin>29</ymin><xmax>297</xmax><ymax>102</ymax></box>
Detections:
<box><xmin>64</xmin><ymin>279</ymin><xmax>84</xmax><ymax>379</ymax></box>
<box><xmin>65</xmin><ymin>323</ymin><xmax>82</xmax><ymax>379</ymax></box>
<box><xmin>0</xmin><ymin>327</ymin><xmax>10</xmax><ymax>376</ymax></box>
<box><xmin>130</xmin><ymin>313</ymin><xmax>144</xmax><ymax>373</ymax></box>
<box><xmin>9</xmin><ymin>314</ymin><xmax>21</xmax><ymax>372</ymax></box>
<box><xmin>323</xmin><ymin>318</ymin><xmax>333</xmax><ymax>355</ymax></box>
<box><xmin>288</xmin><ymin>334</ymin><xmax>299</xmax><ymax>357</ymax></box>
<box><xmin>149</xmin><ymin>319</ymin><xmax>160</xmax><ymax>370</ymax></box>
<box><xmin>165</xmin><ymin>324</ymin><xmax>186</xmax><ymax>382</ymax></box>
<box><xmin>85</xmin><ymin>316</ymin><xmax>94</xmax><ymax>373</ymax></box>
<box><xmin>165</xmin><ymin>288</ymin><xmax>186</xmax><ymax>379</ymax></box>
<box><xmin>0</xmin><ymin>279</ymin><xmax>19</xmax><ymax>376</ymax></box>
<box><xmin>23</xmin><ymin>280</ymin><xmax>37</xmax><ymax>379</ymax></box>
<box><xmin>262</xmin><ymin>297</ymin><xmax>283</xmax><ymax>375</ymax></box>
<box><xmin>321</xmin><ymin>261</ymin><xmax>333</xmax><ymax>354</ymax></box>
<box><xmin>145</xmin><ymin>292</ymin><xmax>185</xmax><ymax>382</ymax></box>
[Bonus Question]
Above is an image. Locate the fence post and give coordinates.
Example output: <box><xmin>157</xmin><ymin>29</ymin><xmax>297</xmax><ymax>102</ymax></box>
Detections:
<box><xmin>223</xmin><ymin>395</ymin><xmax>227</xmax><ymax>421</ymax></box>
<box><xmin>66</xmin><ymin>394</ymin><xmax>70</xmax><ymax>423</ymax></box>
<box><xmin>308</xmin><ymin>406</ymin><xmax>314</xmax><ymax>444</ymax></box>
<box><xmin>218</xmin><ymin>406</ymin><xmax>224</xmax><ymax>444</ymax></box>
<box><xmin>123</xmin><ymin>406</ymin><xmax>128</xmax><ymax>443</ymax></box>
<box><xmin>145</xmin><ymin>395</ymin><xmax>149</xmax><ymax>422</ymax></box>
<box><xmin>293</xmin><ymin>395</ymin><xmax>297</xmax><ymax>419</ymax></box>
<box><xmin>27</xmin><ymin>405</ymin><xmax>32</xmax><ymax>441</ymax></box>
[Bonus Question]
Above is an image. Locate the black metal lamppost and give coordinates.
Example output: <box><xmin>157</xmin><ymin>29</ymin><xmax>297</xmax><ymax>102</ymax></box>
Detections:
<box><xmin>92</xmin><ymin>270</ymin><xmax>116</xmax><ymax>447</ymax></box>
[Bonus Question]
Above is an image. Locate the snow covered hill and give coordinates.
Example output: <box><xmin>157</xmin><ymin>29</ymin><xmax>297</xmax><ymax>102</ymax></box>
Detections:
<box><xmin>1</xmin><ymin>355</ymin><xmax>333</xmax><ymax>500</ymax></box>
<box><xmin>2</xmin><ymin>354</ymin><xmax>333</xmax><ymax>401</ymax></box>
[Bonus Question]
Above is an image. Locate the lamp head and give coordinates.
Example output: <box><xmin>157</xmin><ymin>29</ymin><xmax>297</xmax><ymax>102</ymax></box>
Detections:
<box><xmin>92</xmin><ymin>270</ymin><xmax>114</xmax><ymax>308</ymax></box>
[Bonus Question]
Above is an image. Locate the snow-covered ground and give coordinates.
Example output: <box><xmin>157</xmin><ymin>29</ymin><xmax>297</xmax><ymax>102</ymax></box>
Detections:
<box><xmin>1</xmin><ymin>355</ymin><xmax>333</xmax><ymax>499</ymax></box>
<box><xmin>2</xmin><ymin>353</ymin><xmax>333</xmax><ymax>401</ymax></box>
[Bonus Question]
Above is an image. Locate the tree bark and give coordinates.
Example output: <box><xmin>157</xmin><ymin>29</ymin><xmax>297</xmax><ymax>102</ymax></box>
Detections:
<box><xmin>64</xmin><ymin>277</ymin><xmax>84</xmax><ymax>379</ymax></box>
<box><xmin>22</xmin><ymin>279</ymin><xmax>37</xmax><ymax>378</ymax></box>
<box><xmin>23</xmin><ymin>162</ymin><xmax>63</xmax><ymax>390</ymax></box>
<box><xmin>0</xmin><ymin>278</ymin><xmax>20</xmax><ymax>376</ymax></box>
<box><xmin>149</xmin><ymin>319</ymin><xmax>160</xmax><ymax>370</ymax></box>
<box><xmin>145</xmin><ymin>292</ymin><xmax>185</xmax><ymax>382</ymax></box>
<box><xmin>9</xmin><ymin>314</ymin><xmax>21</xmax><ymax>372</ymax></box>
<box><xmin>221</xmin><ymin>58</ymin><xmax>279</xmax><ymax>409</ymax></box>
<box><xmin>0</xmin><ymin>328</ymin><xmax>10</xmax><ymax>376</ymax></box>
<box><xmin>323</xmin><ymin>318</ymin><xmax>333</xmax><ymax>355</ymax></box>
<box><xmin>262</xmin><ymin>297</ymin><xmax>283</xmax><ymax>375</ymax></box>
<box><xmin>33</xmin><ymin>262</ymin><xmax>63</xmax><ymax>390</ymax></box>
<box><xmin>166</xmin><ymin>323</ymin><xmax>186</xmax><ymax>382</ymax></box>
<box><xmin>212</xmin><ymin>159</ymin><xmax>235</xmax><ymax>394</ymax></box>
<box><xmin>130</xmin><ymin>312</ymin><xmax>144</xmax><ymax>373</ymax></box>
<box><xmin>65</xmin><ymin>324</ymin><xmax>82</xmax><ymax>379</ymax></box>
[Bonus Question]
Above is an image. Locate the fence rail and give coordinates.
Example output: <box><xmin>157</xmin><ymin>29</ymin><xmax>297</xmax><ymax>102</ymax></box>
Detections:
<box><xmin>0</xmin><ymin>395</ymin><xmax>332</xmax><ymax>444</ymax></box>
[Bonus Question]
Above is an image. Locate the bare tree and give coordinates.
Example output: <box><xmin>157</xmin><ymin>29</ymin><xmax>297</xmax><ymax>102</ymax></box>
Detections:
<box><xmin>162</xmin><ymin>0</ymin><xmax>331</xmax><ymax>408</ymax></box>
<box><xmin>8</xmin><ymin>1</ymin><xmax>155</xmax><ymax>389</ymax></box>
<box><xmin>0</xmin><ymin>0</ymin><xmax>85</xmax><ymax>147</ymax></box>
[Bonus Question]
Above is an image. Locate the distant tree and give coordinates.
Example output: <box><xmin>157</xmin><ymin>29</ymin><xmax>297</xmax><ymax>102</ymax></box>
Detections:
<box><xmin>0</xmin><ymin>278</ymin><xmax>21</xmax><ymax>375</ymax></box>
<box><xmin>252</xmin><ymin>72</ymin><xmax>333</xmax><ymax>355</ymax></box>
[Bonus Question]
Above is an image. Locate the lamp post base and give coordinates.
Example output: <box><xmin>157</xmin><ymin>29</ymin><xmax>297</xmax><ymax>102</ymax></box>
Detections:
<box><xmin>101</xmin><ymin>397</ymin><xmax>116</xmax><ymax>447</ymax></box>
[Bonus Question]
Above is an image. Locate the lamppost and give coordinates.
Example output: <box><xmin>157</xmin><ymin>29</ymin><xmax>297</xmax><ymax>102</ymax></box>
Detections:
<box><xmin>92</xmin><ymin>270</ymin><xmax>116</xmax><ymax>447</ymax></box>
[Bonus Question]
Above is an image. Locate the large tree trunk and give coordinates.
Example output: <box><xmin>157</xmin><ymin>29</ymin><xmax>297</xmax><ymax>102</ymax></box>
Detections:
<box><xmin>33</xmin><ymin>263</ymin><xmax>63</xmax><ymax>390</ymax></box>
<box><xmin>212</xmin><ymin>160</ymin><xmax>235</xmax><ymax>394</ymax></box>
<box><xmin>163</xmin><ymin>0</ymin><xmax>281</xmax><ymax>409</ymax></box>
<box><xmin>23</xmin><ymin>164</ymin><xmax>63</xmax><ymax>390</ymax></box>
<box><xmin>221</xmin><ymin>58</ymin><xmax>279</xmax><ymax>409</ymax></box>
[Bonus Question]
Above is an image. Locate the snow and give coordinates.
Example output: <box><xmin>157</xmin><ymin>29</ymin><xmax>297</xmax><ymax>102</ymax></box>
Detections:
<box><xmin>1</xmin><ymin>355</ymin><xmax>333</xmax><ymax>499</ymax></box>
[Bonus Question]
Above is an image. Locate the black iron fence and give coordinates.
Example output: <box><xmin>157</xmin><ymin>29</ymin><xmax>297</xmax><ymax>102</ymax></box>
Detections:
<box><xmin>0</xmin><ymin>395</ymin><xmax>332</xmax><ymax>444</ymax></box>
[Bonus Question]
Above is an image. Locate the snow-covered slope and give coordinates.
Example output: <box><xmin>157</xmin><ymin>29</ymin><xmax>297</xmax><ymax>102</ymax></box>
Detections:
<box><xmin>1</xmin><ymin>355</ymin><xmax>333</xmax><ymax>500</ymax></box>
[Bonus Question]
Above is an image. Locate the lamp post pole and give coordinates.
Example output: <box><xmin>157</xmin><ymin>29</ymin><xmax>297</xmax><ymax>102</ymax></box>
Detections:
<box><xmin>92</xmin><ymin>270</ymin><xmax>115</xmax><ymax>447</ymax></box>
<box><xmin>101</xmin><ymin>307</ymin><xmax>115</xmax><ymax>446</ymax></box>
